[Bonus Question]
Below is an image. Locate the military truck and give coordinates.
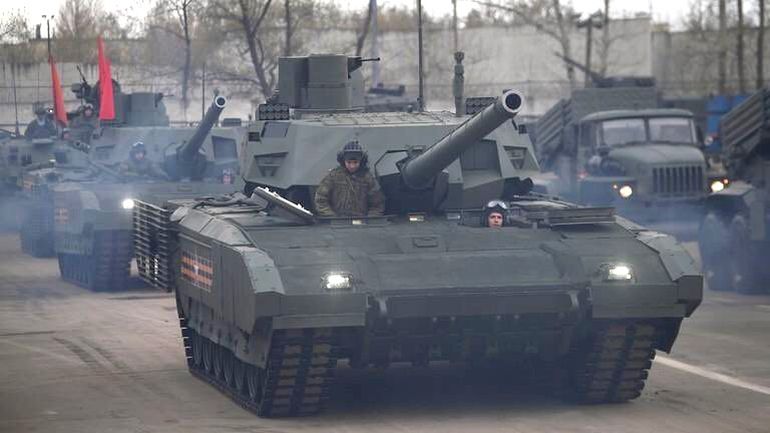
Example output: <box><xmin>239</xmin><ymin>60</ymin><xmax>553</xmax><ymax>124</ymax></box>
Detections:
<box><xmin>53</xmin><ymin>95</ymin><xmax>245</xmax><ymax>291</ymax></box>
<box><xmin>134</xmin><ymin>54</ymin><xmax>702</xmax><ymax>417</ymax></box>
<box><xmin>535</xmin><ymin>85</ymin><xmax>729</xmax><ymax>219</ymax></box>
<box><xmin>699</xmin><ymin>88</ymin><xmax>770</xmax><ymax>293</ymax></box>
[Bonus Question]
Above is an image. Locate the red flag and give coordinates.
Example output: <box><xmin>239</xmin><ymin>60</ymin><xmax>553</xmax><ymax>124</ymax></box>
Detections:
<box><xmin>49</xmin><ymin>55</ymin><xmax>68</xmax><ymax>126</ymax></box>
<box><xmin>97</xmin><ymin>36</ymin><xmax>115</xmax><ymax>120</ymax></box>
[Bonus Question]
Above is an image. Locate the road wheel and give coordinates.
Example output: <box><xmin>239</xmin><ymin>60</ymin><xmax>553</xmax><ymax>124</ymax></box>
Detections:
<box><xmin>222</xmin><ymin>349</ymin><xmax>235</xmax><ymax>388</ymax></box>
<box><xmin>212</xmin><ymin>345</ymin><xmax>224</xmax><ymax>380</ymax></box>
<box><xmin>699</xmin><ymin>211</ymin><xmax>733</xmax><ymax>291</ymax></box>
<box><xmin>232</xmin><ymin>358</ymin><xmax>247</xmax><ymax>394</ymax></box>
<box><xmin>728</xmin><ymin>215</ymin><xmax>762</xmax><ymax>294</ymax></box>
<box><xmin>202</xmin><ymin>338</ymin><xmax>214</xmax><ymax>374</ymax></box>
<box><xmin>191</xmin><ymin>332</ymin><xmax>204</xmax><ymax>368</ymax></box>
<box><xmin>246</xmin><ymin>364</ymin><xmax>263</xmax><ymax>403</ymax></box>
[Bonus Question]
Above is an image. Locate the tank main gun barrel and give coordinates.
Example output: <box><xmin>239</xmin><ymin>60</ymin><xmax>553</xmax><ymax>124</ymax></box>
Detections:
<box><xmin>400</xmin><ymin>90</ymin><xmax>522</xmax><ymax>189</ymax></box>
<box><xmin>178</xmin><ymin>95</ymin><xmax>227</xmax><ymax>161</ymax></box>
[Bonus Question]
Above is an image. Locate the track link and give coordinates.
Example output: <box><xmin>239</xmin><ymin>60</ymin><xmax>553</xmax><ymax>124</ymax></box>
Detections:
<box><xmin>178</xmin><ymin>314</ymin><xmax>339</xmax><ymax>417</ymax></box>
<box><xmin>20</xmin><ymin>201</ymin><xmax>54</xmax><ymax>257</ymax></box>
<box><xmin>58</xmin><ymin>231</ymin><xmax>133</xmax><ymax>291</ymax></box>
<box><xmin>568</xmin><ymin>321</ymin><xmax>656</xmax><ymax>403</ymax></box>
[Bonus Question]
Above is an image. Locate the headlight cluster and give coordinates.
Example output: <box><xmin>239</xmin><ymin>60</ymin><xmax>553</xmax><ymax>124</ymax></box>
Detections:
<box><xmin>612</xmin><ymin>183</ymin><xmax>634</xmax><ymax>199</ymax></box>
<box><xmin>121</xmin><ymin>198</ymin><xmax>135</xmax><ymax>210</ymax></box>
<box><xmin>323</xmin><ymin>272</ymin><xmax>353</xmax><ymax>291</ymax></box>
<box><xmin>710</xmin><ymin>179</ymin><xmax>729</xmax><ymax>193</ymax></box>
<box><xmin>599</xmin><ymin>263</ymin><xmax>634</xmax><ymax>282</ymax></box>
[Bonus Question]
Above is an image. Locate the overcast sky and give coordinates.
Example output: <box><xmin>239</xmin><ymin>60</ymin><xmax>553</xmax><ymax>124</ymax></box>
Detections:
<box><xmin>3</xmin><ymin>0</ymin><xmax>689</xmax><ymax>34</ymax></box>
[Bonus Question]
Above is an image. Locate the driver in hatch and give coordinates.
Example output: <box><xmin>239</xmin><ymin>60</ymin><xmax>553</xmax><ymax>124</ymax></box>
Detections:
<box><xmin>314</xmin><ymin>141</ymin><xmax>385</xmax><ymax>217</ymax></box>
<box><xmin>483</xmin><ymin>200</ymin><xmax>509</xmax><ymax>228</ymax></box>
<box><xmin>119</xmin><ymin>142</ymin><xmax>170</xmax><ymax>180</ymax></box>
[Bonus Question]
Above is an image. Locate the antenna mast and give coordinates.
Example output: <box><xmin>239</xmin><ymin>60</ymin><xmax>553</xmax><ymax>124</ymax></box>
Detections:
<box><xmin>417</xmin><ymin>0</ymin><xmax>425</xmax><ymax>111</ymax></box>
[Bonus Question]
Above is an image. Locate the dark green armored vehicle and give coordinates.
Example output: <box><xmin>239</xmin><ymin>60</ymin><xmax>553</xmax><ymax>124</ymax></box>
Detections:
<box><xmin>699</xmin><ymin>88</ymin><xmax>770</xmax><ymax>293</ymax></box>
<box><xmin>141</xmin><ymin>54</ymin><xmax>702</xmax><ymax>417</ymax></box>
<box><xmin>53</xmin><ymin>95</ymin><xmax>245</xmax><ymax>291</ymax></box>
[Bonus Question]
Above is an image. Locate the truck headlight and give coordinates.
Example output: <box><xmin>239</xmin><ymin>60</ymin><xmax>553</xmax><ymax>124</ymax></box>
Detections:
<box><xmin>121</xmin><ymin>198</ymin><xmax>135</xmax><ymax>210</ymax></box>
<box><xmin>323</xmin><ymin>272</ymin><xmax>353</xmax><ymax>291</ymax></box>
<box><xmin>618</xmin><ymin>185</ymin><xmax>633</xmax><ymax>199</ymax></box>
<box><xmin>710</xmin><ymin>179</ymin><xmax>727</xmax><ymax>193</ymax></box>
<box><xmin>600</xmin><ymin>263</ymin><xmax>634</xmax><ymax>281</ymax></box>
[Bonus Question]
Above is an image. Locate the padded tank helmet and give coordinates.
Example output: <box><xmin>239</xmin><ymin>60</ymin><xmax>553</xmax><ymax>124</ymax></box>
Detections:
<box><xmin>483</xmin><ymin>200</ymin><xmax>509</xmax><ymax>227</ymax></box>
<box><xmin>337</xmin><ymin>140</ymin><xmax>368</xmax><ymax>165</ymax></box>
<box><xmin>130</xmin><ymin>141</ymin><xmax>147</xmax><ymax>157</ymax></box>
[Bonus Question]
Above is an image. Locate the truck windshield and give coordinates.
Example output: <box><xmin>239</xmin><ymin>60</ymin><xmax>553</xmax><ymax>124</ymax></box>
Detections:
<box><xmin>598</xmin><ymin>116</ymin><xmax>696</xmax><ymax>147</ymax></box>
<box><xmin>649</xmin><ymin>117</ymin><xmax>696</xmax><ymax>144</ymax></box>
<box><xmin>598</xmin><ymin>118</ymin><xmax>646</xmax><ymax>146</ymax></box>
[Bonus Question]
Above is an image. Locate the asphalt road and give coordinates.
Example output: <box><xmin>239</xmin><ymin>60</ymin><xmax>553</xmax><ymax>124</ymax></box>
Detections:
<box><xmin>0</xmin><ymin>234</ymin><xmax>769</xmax><ymax>433</ymax></box>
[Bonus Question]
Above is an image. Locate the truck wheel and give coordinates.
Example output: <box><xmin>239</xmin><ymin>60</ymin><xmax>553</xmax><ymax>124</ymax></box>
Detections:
<box><xmin>699</xmin><ymin>212</ymin><xmax>732</xmax><ymax>291</ymax></box>
<box><xmin>728</xmin><ymin>215</ymin><xmax>762</xmax><ymax>294</ymax></box>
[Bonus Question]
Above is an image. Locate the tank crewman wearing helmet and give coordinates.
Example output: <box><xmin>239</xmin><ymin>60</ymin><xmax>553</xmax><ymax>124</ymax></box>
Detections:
<box><xmin>119</xmin><ymin>142</ymin><xmax>170</xmax><ymax>180</ymax></box>
<box><xmin>24</xmin><ymin>103</ymin><xmax>58</xmax><ymax>140</ymax></box>
<box><xmin>483</xmin><ymin>200</ymin><xmax>509</xmax><ymax>228</ymax></box>
<box><xmin>71</xmin><ymin>104</ymin><xmax>99</xmax><ymax>142</ymax></box>
<box><xmin>314</xmin><ymin>140</ymin><xmax>385</xmax><ymax>217</ymax></box>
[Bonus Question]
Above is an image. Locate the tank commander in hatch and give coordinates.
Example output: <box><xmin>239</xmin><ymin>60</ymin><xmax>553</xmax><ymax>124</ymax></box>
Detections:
<box><xmin>483</xmin><ymin>200</ymin><xmax>509</xmax><ymax>228</ymax></box>
<box><xmin>314</xmin><ymin>140</ymin><xmax>385</xmax><ymax>217</ymax></box>
<box><xmin>119</xmin><ymin>141</ymin><xmax>170</xmax><ymax>180</ymax></box>
<box><xmin>71</xmin><ymin>104</ymin><xmax>99</xmax><ymax>142</ymax></box>
<box><xmin>24</xmin><ymin>103</ymin><xmax>58</xmax><ymax>140</ymax></box>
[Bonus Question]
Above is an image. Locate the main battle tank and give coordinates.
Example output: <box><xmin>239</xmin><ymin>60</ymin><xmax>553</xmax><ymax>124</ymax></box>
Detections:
<box><xmin>142</xmin><ymin>54</ymin><xmax>702</xmax><ymax>417</ymax></box>
<box><xmin>53</xmin><ymin>95</ymin><xmax>245</xmax><ymax>291</ymax></box>
<box><xmin>15</xmin><ymin>81</ymin><xmax>170</xmax><ymax>257</ymax></box>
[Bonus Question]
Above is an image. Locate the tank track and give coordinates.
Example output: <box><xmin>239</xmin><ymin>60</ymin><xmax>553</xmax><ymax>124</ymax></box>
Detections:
<box><xmin>567</xmin><ymin>321</ymin><xmax>656</xmax><ymax>403</ymax></box>
<box><xmin>19</xmin><ymin>201</ymin><xmax>54</xmax><ymax>257</ymax></box>
<box><xmin>133</xmin><ymin>200</ymin><xmax>175</xmax><ymax>291</ymax></box>
<box><xmin>58</xmin><ymin>231</ymin><xmax>133</xmax><ymax>291</ymax></box>
<box><xmin>178</xmin><ymin>312</ymin><xmax>339</xmax><ymax>417</ymax></box>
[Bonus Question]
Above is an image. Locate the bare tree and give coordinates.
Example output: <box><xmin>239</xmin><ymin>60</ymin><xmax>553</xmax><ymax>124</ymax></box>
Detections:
<box><xmin>737</xmin><ymin>0</ymin><xmax>746</xmax><ymax>93</ymax></box>
<box><xmin>355</xmin><ymin>0</ymin><xmax>376</xmax><ymax>56</ymax></box>
<box><xmin>208</xmin><ymin>0</ymin><xmax>275</xmax><ymax>98</ymax></box>
<box><xmin>597</xmin><ymin>0</ymin><xmax>611</xmax><ymax>74</ymax></box>
<box><xmin>148</xmin><ymin>0</ymin><xmax>198</xmax><ymax>115</ymax></box>
<box><xmin>718</xmin><ymin>0</ymin><xmax>727</xmax><ymax>93</ymax></box>
<box><xmin>473</xmin><ymin>0</ymin><xmax>578</xmax><ymax>88</ymax></box>
<box><xmin>758</xmin><ymin>0</ymin><xmax>765</xmax><ymax>89</ymax></box>
<box><xmin>282</xmin><ymin>0</ymin><xmax>316</xmax><ymax>57</ymax></box>
<box><xmin>0</xmin><ymin>9</ymin><xmax>29</xmax><ymax>43</ymax></box>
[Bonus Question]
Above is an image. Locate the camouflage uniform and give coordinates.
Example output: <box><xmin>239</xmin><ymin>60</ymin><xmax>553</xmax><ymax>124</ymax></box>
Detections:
<box><xmin>24</xmin><ymin>118</ymin><xmax>57</xmax><ymax>139</ymax></box>
<box><xmin>314</xmin><ymin>166</ymin><xmax>385</xmax><ymax>217</ymax></box>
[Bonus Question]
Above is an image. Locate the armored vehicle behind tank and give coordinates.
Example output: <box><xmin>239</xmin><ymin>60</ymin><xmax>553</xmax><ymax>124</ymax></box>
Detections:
<box><xmin>699</xmin><ymin>88</ymin><xmax>770</xmax><ymax>293</ymax></box>
<box><xmin>15</xmin><ymin>81</ymin><xmax>172</xmax><ymax>257</ymax></box>
<box><xmin>52</xmin><ymin>95</ymin><xmax>245</xmax><ymax>291</ymax></box>
<box><xmin>136</xmin><ymin>54</ymin><xmax>703</xmax><ymax>417</ymax></box>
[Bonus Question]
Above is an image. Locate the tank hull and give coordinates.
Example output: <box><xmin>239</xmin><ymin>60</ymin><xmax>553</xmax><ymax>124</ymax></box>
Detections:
<box><xmin>166</xmin><ymin>207</ymin><xmax>701</xmax><ymax>417</ymax></box>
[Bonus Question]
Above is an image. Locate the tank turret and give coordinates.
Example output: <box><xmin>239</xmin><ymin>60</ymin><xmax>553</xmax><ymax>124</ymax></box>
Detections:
<box><xmin>401</xmin><ymin>91</ymin><xmax>521</xmax><ymax>188</ymax></box>
<box><xmin>164</xmin><ymin>95</ymin><xmax>227</xmax><ymax>180</ymax></box>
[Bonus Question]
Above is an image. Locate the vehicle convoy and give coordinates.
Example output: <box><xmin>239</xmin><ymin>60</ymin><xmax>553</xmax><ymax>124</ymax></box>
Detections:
<box><xmin>699</xmin><ymin>88</ymin><xmax>770</xmax><ymax>293</ymax></box>
<box><xmin>15</xmin><ymin>80</ymin><xmax>172</xmax><ymax>257</ymax></box>
<box><xmin>534</xmin><ymin>62</ymin><xmax>726</xmax><ymax>221</ymax></box>
<box><xmin>53</xmin><ymin>94</ymin><xmax>244</xmax><ymax>291</ymax></box>
<box><xmin>134</xmin><ymin>54</ymin><xmax>703</xmax><ymax>417</ymax></box>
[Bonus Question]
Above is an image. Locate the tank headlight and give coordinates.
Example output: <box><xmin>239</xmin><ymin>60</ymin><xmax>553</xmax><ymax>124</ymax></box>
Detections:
<box><xmin>121</xmin><ymin>198</ymin><xmax>135</xmax><ymax>210</ymax></box>
<box><xmin>618</xmin><ymin>185</ymin><xmax>633</xmax><ymax>199</ymax></box>
<box><xmin>323</xmin><ymin>272</ymin><xmax>352</xmax><ymax>291</ymax></box>
<box><xmin>600</xmin><ymin>263</ymin><xmax>634</xmax><ymax>281</ymax></box>
<box><xmin>710</xmin><ymin>180</ymin><xmax>726</xmax><ymax>193</ymax></box>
